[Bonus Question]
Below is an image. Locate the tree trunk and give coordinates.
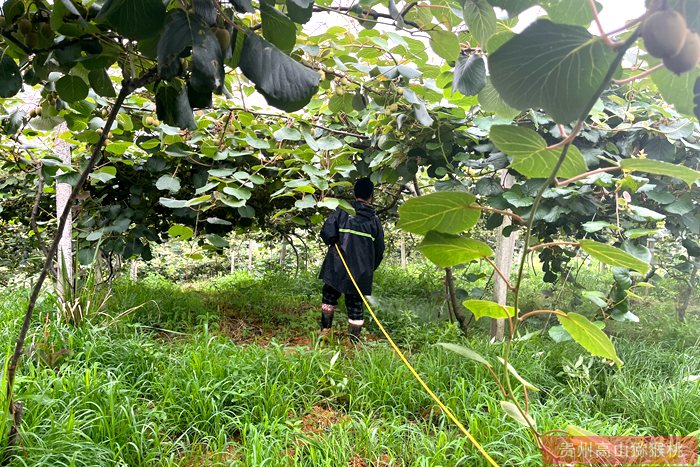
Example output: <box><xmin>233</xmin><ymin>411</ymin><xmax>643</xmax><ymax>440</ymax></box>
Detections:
<box><xmin>55</xmin><ymin>124</ymin><xmax>73</xmax><ymax>298</ymax></box>
<box><xmin>677</xmin><ymin>260</ymin><xmax>698</xmax><ymax>322</ymax></box>
<box><xmin>491</xmin><ymin>172</ymin><xmax>517</xmax><ymax>341</ymax></box>
<box><xmin>445</xmin><ymin>267</ymin><xmax>470</xmax><ymax>335</ymax></box>
<box><xmin>400</xmin><ymin>235</ymin><xmax>407</xmax><ymax>270</ymax></box>
<box><xmin>279</xmin><ymin>241</ymin><xmax>287</xmax><ymax>268</ymax></box>
<box><xmin>247</xmin><ymin>240</ymin><xmax>254</xmax><ymax>274</ymax></box>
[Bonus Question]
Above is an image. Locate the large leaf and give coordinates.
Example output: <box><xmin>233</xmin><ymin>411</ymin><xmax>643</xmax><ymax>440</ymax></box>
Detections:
<box><xmin>55</xmin><ymin>75</ymin><xmax>89</xmax><ymax>102</ymax></box>
<box><xmin>96</xmin><ymin>0</ymin><xmax>166</xmax><ymax>40</ymax></box>
<box><xmin>261</xmin><ymin>2</ymin><xmax>296</xmax><ymax>54</ymax></box>
<box><xmin>418</xmin><ymin>231</ymin><xmax>493</xmax><ymax>267</ymax></box>
<box><xmin>156</xmin><ymin>174</ymin><xmax>181</xmax><ymax>192</ymax></box>
<box><xmin>286</xmin><ymin>0</ymin><xmax>314</xmax><ymax>24</ymax></box>
<box><xmin>489</xmin><ymin>19</ymin><xmax>617</xmax><ymax>123</ymax></box>
<box><xmin>543</xmin><ymin>0</ymin><xmax>598</xmax><ymax>27</ymax></box>
<box><xmin>478</xmin><ymin>79</ymin><xmax>519</xmax><ymax>119</ymax></box>
<box><xmin>557</xmin><ymin>312</ymin><xmax>623</xmax><ymax>366</ymax></box>
<box><xmin>0</xmin><ymin>54</ymin><xmax>22</xmax><ymax>98</ymax></box>
<box><xmin>500</xmin><ymin>400</ymin><xmax>536</xmax><ymax>428</ymax></box>
<box><xmin>452</xmin><ymin>54</ymin><xmax>486</xmax><ymax>96</ymax></box>
<box><xmin>579</xmin><ymin>240</ymin><xmax>650</xmax><ymax>274</ymax></box>
<box><xmin>191</xmin><ymin>24</ymin><xmax>224</xmax><ymax>93</ymax></box>
<box><xmin>155</xmin><ymin>83</ymin><xmax>196</xmax><ymax>130</ymax></box>
<box><xmin>490</xmin><ymin>125</ymin><xmax>587</xmax><ymax>179</ymax></box>
<box><xmin>463</xmin><ymin>0</ymin><xmax>497</xmax><ymax>46</ymax></box>
<box><xmin>429</xmin><ymin>30</ymin><xmax>460</xmax><ymax>62</ymax></box>
<box><xmin>157</xmin><ymin>10</ymin><xmax>198</xmax><ymax>80</ymax></box>
<box><xmin>239</xmin><ymin>33</ymin><xmax>320</xmax><ymax>112</ymax></box>
<box><xmin>193</xmin><ymin>0</ymin><xmax>217</xmax><ymax>25</ymax></box>
<box><xmin>651</xmin><ymin>66</ymin><xmax>700</xmax><ymax>118</ymax></box>
<box><xmin>438</xmin><ymin>343</ymin><xmax>492</xmax><ymax>368</ymax></box>
<box><xmin>463</xmin><ymin>299</ymin><xmax>515</xmax><ymax>320</ymax></box>
<box><xmin>397</xmin><ymin>192</ymin><xmax>480</xmax><ymax>235</ymax></box>
<box><xmin>489</xmin><ymin>0</ymin><xmax>537</xmax><ymax>15</ymax></box>
<box><xmin>88</xmin><ymin>68</ymin><xmax>116</xmax><ymax>98</ymax></box>
<box><xmin>620</xmin><ymin>159</ymin><xmax>700</xmax><ymax>187</ymax></box>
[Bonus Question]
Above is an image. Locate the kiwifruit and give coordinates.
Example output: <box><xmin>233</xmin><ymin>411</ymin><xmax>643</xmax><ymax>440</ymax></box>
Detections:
<box><xmin>24</xmin><ymin>31</ymin><xmax>37</xmax><ymax>48</ymax></box>
<box><xmin>0</xmin><ymin>16</ymin><xmax>6</xmax><ymax>28</ymax></box>
<box><xmin>664</xmin><ymin>31</ymin><xmax>700</xmax><ymax>74</ymax></box>
<box><xmin>213</xmin><ymin>27</ymin><xmax>230</xmax><ymax>51</ymax></box>
<box><xmin>18</xmin><ymin>17</ymin><xmax>31</xmax><ymax>35</ymax></box>
<box><xmin>38</xmin><ymin>22</ymin><xmax>52</xmax><ymax>39</ymax></box>
<box><xmin>642</xmin><ymin>9</ymin><xmax>688</xmax><ymax>58</ymax></box>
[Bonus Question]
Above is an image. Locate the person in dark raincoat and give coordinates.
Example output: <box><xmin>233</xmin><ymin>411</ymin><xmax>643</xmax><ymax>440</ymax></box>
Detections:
<box><xmin>318</xmin><ymin>178</ymin><xmax>385</xmax><ymax>341</ymax></box>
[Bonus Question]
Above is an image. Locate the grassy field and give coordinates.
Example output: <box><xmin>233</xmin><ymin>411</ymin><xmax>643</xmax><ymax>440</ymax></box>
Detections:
<box><xmin>1</xmin><ymin>266</ymin><xmax>699</xmax><ymax>466</ymax></box>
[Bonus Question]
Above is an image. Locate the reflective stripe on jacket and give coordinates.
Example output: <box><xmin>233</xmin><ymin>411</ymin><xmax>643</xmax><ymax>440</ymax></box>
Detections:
<box><xmin>318</xmin><ymin>200</ymin><xmax>385</xmax><ymax>295</ymax></box>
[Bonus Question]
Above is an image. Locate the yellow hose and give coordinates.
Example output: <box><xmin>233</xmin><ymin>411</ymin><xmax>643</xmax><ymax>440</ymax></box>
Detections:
<box><xmin>334</xmin><ymin>244</ymin><xmax>499</xmax><ymax>467</ymax></box>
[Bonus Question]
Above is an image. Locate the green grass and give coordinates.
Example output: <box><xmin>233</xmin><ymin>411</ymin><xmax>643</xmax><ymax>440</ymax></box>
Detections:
<box><xmin>1</xmin><ymin>266</ymin><xmax>699</xmax><ymax>466</ymax></box>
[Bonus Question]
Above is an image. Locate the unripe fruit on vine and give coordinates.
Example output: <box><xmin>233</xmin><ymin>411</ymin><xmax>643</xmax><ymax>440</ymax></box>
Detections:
<box><xmin>334</xmin><ymin>86</ymin><xmax>345</xmax><ymax>96</ymax></box>
<box><xmin>642</xmin><ymin>10</ymin><xmax>688</xmax><ymax>58</ymax></box>
<box><xmin>0</xmin><ymin>16</ymin><xmax>6</xmax><ymax>28</ymax></box>
<box><xmin>387</xmin><ymin>103</ymin><xmax>399</xmax><ymax>112</ymax></box>
<box><xmin>145</xmin><ymin>116</ymin><xmax>156</xmax><ymax>126</ymax></box>
<box><xmin>34</xmin><ymin>106</ymin><xmax>42</xmax><ymax>117</ymax></box>
<box><xmin>340</xmin><ymin>77</ymin><xmax>349</xmax><ymax>86</ymax></box>
<box><xmin>214</xmin><ymin>27</ymin><xmax>230</xmax><ymax>51</ymax></box>
<box><xmin>24</xmin><ymin>31</ymin><xmax>37</xmax><ymax>48</ymax></box>
<box><xmin>39</xmin><ymin>22</ymin><xmax>52</xmax><ymax>40</ymax></box>
<box><xmin>664</xmin><ymin>31</ymin><xmax>700</xmax><ymax>74</ymax></box>
<box><xmin>18</xmin><ymin>18</ymin><xmax>31</xmax><ymax>35</ymax></box>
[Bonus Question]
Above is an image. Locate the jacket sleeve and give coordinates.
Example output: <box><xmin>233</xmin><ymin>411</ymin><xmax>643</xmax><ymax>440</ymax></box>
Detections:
<box><xmin>320</xmin><ymin>209</ymin><xmax>342</xmax><ymax>245</ymax></box>
<box><xmin>373</xmin><ymin>218</ymin><xmax>385</xmax><ymax>270</ymax></box>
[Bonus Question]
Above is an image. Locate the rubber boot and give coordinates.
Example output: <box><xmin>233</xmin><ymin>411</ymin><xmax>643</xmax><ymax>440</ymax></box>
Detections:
<box><xmin>348</xmin><ymin>324</ymin><xmax>362</xmax><ymax>344</ymax></box>
<box><xmin>320</xmin><ymin>305</ymin><xmax>334</xmax><ymax>342</ymax></box>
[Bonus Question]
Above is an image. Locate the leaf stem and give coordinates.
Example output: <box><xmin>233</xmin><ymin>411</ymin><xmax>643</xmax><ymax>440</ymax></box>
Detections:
<box><xmin>556</xmin><ymin>166</ymin><xmax>620</xmax><ymax>187</ymax></box>
<box><xmin>484</xmin><ymin>257</ymin><xmax>515</xmax><ymax>291</ymax></box>
<box><xmin>612</xmin><ymin>64</ymin><xmax>664</xmax><ymax>85</ymax></box>
<box><xmin>474</xmin><ymin>205</ymin><xmax>525</xmax><ymax>224</ymax></box>
<box><xmin>518</xmin><ymin>309</ymin><xmax>567</xmax><ymax>322</ymax></box>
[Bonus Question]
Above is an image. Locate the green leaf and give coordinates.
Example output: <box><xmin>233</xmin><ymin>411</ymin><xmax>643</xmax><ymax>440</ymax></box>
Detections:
<box><xmin>88</xmin><ymin>68</ymin><xmax>116</xmax><ymax>98</ymax></box>
<box><xmin>157</xmin><ymin>10</ymin><xmax>196</xmax><ymax>80</ymax></box>
<box><xmin>168</xmin><ymin>224</ymin><xmax>193</xmax><ymax>240</ymax></box>
<box><xmin>190</xmin><ymin>24</ymin><xmax>225</xmax><ymax>94</ymax></box>
<box><xmin>463</xmin><ymin>0</ymin><xmax>497</xmax><ymax>46</ymax></box>
<box><xmin>261</xmin><ymin>2</ymin><xmax>296</xmax><ymax>54</ymax></box>
<box><xmin>239</xmin><ymin>33</ymin><xmax>321</xmax><ymax>112</ymax></box>
<box><xmin>0</xmin><ymin>54</ymin><xmax>22</xmax><ymax>98</ymax></box>
<box><xmin>579</xmin><ymin>239</ymin><xmax>650</xmax><ymax>274</ymax></box>
<box><xmin>489</xmin><ymin>19</ymin><xmax>617</xmax><ymax>123</ymax></box>
<box><xmin>286</xmin><ymin>0</ymin><xmax>313</xmax><ymax>23</ymax></box>
<box><xmin>489</xmin><ymin>0</ymin><xmax>537</xmax><ymax>15</ymax></box>
<box><xmin>438</xmin><ymin>343</ymin><xmax>492</xmax><ymax>368</ymax></box>
<box><xmin>452</xmin><ymin>54</ymin><xmax>486</xmax><ymax>96</ymax></box>
<box><xmin>543</xmin><ymin>0</ymin><xmax>598</xmax><ymax>26</ymax></box>
<box><xmin>273</xmin><ymin>127</ymin><xmax>302</xmax><ymax>141</ymax></box>
<box><xmin>478</xmin><ymin>79</ymin><xmax>519</xmax><ymax>119</ymax></box>
<box><xmin>620</xmin><ymin>158</ymin><xmax>700</xmax><ymax>187</ymax></box>
<box><xmin>463</xmin><ymin>299</ymin><xmax>515</xmax><ymax>320</ymax></box>
<box><xmin>490</xmin><ymin>125</ymin><xmax>587</xmax><ymax>179</ymax></box>
<box><xmin>155</xmin><ymin>83</ymin><xmax>196</xmax><ymax>130</ymax></box>
<box><xmin>496</xmin><ymin>357</ymin><xmax>539</xmax><ymax>391</ymax></box>
<box><xmin>56</xmin><ymin>76</ymin><xmax>89</xmax><ymax>102</ymax></box>
<box><xmin>223</xmin><ymin>186</ymin><xmax>252</xmax><ymax>200</ymax></box>
<box><xmin>429</xmin><ymin>30</ymin><xmax>460</xmax><ymax>62</ymax></box>
<box><xmin>207</xmin><ymin>234</ymin><xmax>230</xmax><ymax>248</ymax></box>
<box><xmin>159</xmin><ymin>197</ymin><xmax>188</xmax><ymax>209</ymax></box>
<box><xmin>295</xmin><ymin>195</ymin><xmax>316</xmax><ymax>209</ymax></box>
<box><xmin>651</xmin><ymin>64</ymin><xmax>699</xmax><ymax>118</ymax></box>
<box><xmin>419</xmin><ymin>232</ymin><xmax>493</xmax><ymax>267</ymax></box>
<box><xmin>549</xmin><ymin>321</ymin><xmax>604</xmax><ymax>343</ymax></box>
<box><xmin>557</xmin><ymin>312</ymin><xmax>623</xmax><ymax>366</ymax></box>
<box><xmin>96</xmin><ymin>0</ymin><xmax>166</xmax><ymax>40</ymax></box>
<box><xmin>500</xmin><ymin>400</ymin><xmax>536</xmax><ymax>428</ymax></box>
<box><xmin>317</xmin><ymin>136</ymin><xmax>343</xmax><ymax>150</ymax></box>
<box><xmin>156</xmin><ymin>174</ymin><xmax>181</xmax><ymax>192</ymax></box>
<box><xmin>90</xmin><ymin>166</ymin><xmax>117</xmax><ymax>183</ymax></box>
<box><xmin>397</xmin><ymin>192</ymin><xmax>481</xmax><ymax>235</ymax></box>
